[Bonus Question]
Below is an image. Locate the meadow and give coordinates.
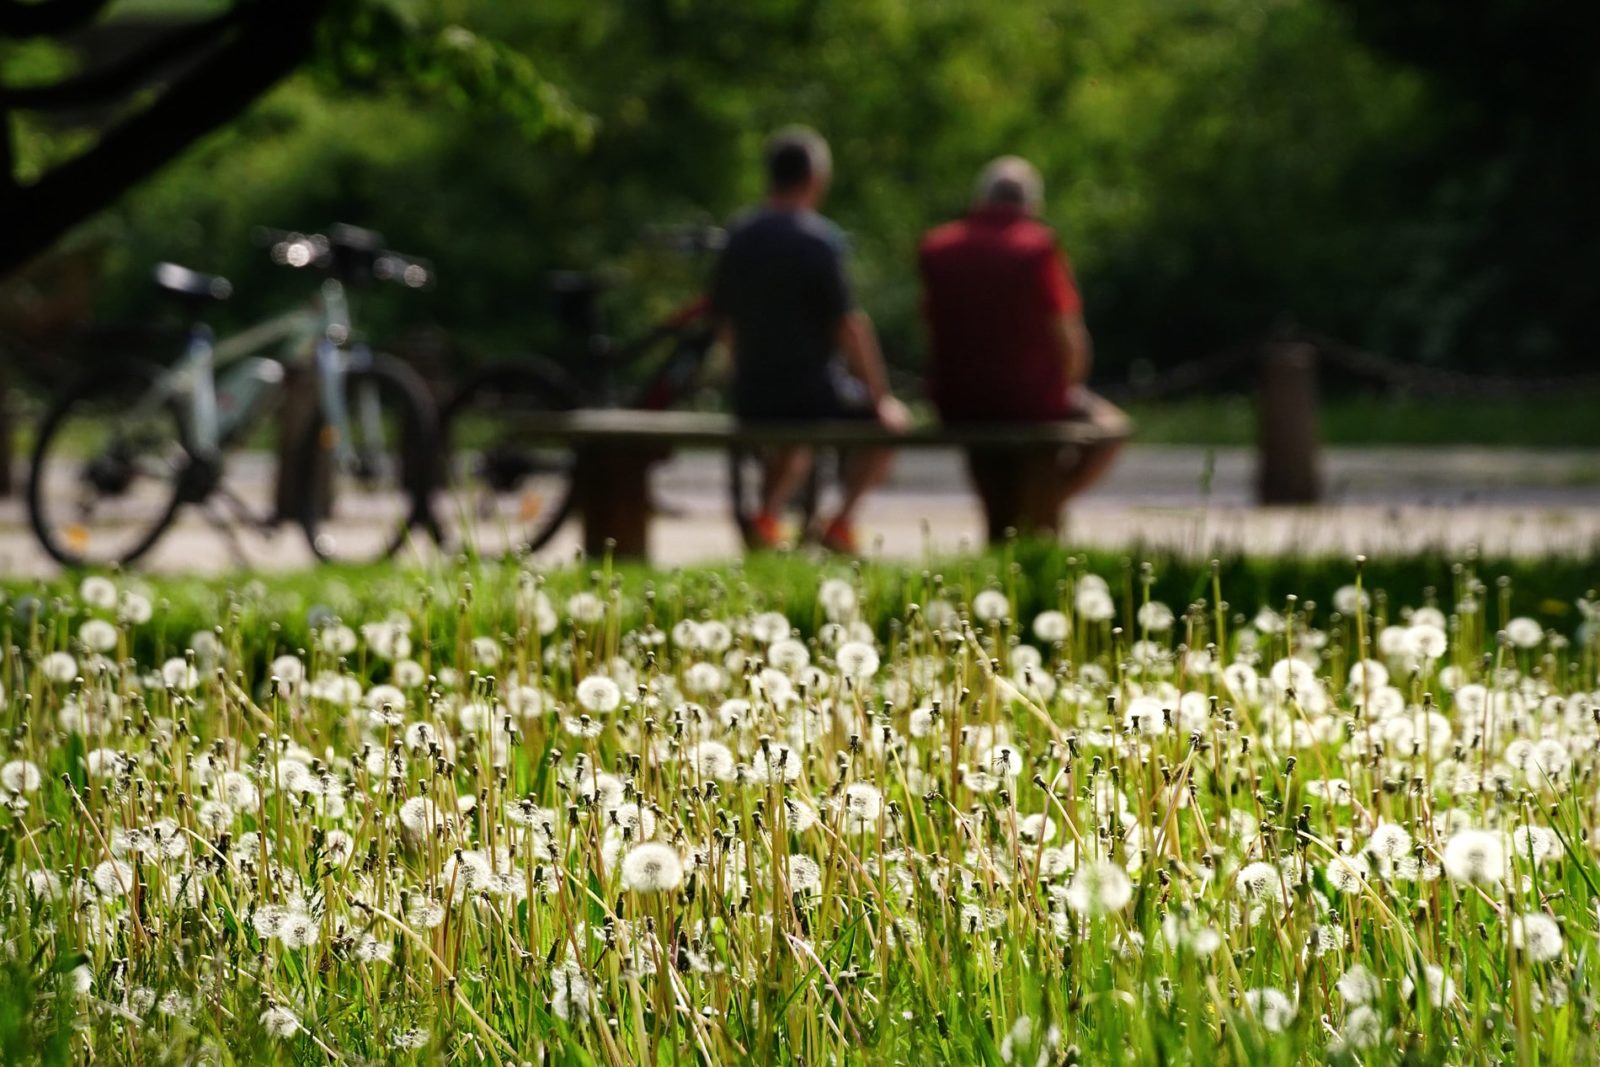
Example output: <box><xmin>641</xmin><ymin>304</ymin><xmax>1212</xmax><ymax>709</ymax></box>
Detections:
<box><xmin>1</xmin><ymin>545</ymin><xmax>1597</xmax><ymax>1065</ymax></box>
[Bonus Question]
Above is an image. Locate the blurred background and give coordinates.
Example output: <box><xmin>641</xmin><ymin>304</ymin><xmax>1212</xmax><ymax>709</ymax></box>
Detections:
<box><xmin>9</xmin><ymin>4</ymin><xmax>1600</xmax><ymax>428</ymax></box>
<box><xmin>2</xmin><ymin>0</ymin><xmax>1597</xmax><ymax>476</ymax></box>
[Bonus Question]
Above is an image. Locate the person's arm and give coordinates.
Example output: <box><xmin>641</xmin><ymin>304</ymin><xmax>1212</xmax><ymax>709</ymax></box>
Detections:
<box><xmin>837</xmin><ymin>311</ymin><xmax>910</xmax><ymax>430</ymax></box>
<box><xmin>1040</xmin><ymin>245</ymin><xmax>1091</xmax><ymax>387</ymax></box>
<box><xmin>837</xmin><ymin>311</ymin><xmax>888</xmax><ymax>402</ymax></box>
<box><xmin>1054</xmin><ymin>312</ymin><xmax>1094</xmax><ymax>386</ymax></box>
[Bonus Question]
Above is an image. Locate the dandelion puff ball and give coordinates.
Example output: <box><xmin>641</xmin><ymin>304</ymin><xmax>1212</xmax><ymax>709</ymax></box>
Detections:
<box><xmin>1366</xmin><ymin>821</ymin><xmax>1413</xmax><ymax>862</ymax></box>
<box><xmin>576</xmin><ymin>675</ymin><xmax>623</xmax><ymax>714</ymax></box>
<box><xmin>621</xmin><ymin>842</ymin><xmax>684</xmax><ymax>893</ymax></box>
<box><xmin>1064</xmin><ymin>859</ymin><xmax>1133</xmax><ymax>916</ymax></box>
<box><xmin>1136</xmin><ymin>601</ymin><xmax>1175</xmax><ymax>633</ymax></box>
<box><xmin>79</xmin><ymin>576</ymin><xmax>118</xmax><ymax>610</ymax></box>
<box><xmin>972</xmin><ymin>589</ymin><xmax>1010</xmax><ymax>623</ymax></box>
<box><xmin>1512</xmin><ymin>912</ymin><xmax>1564</xmax><ymax>962</ymax></box>
<box><xmin>1032</xmin><ymin>610</ymin><xmax>1070</xmax><ymax>643</ymax></box>
<box><xmin>0</xmin><ymin>760</ymin><xmax>42</xmax><ymax>794</ymax></box>
<box><xmin>1504</xmin><ymin>617</ymin><xmax>1544</xmax><ymax>649</ymax></box>
<box><xmin>260</xmin><ymin>1005</ymin><xmax>301</xmax><ymax>1039</ymax></box>
<box><xmin>1243</xmin><ymin>988</ymin><xmax>1296</xmax><ymax>1033</ymax></box>
<box><xmin>835</xmin><ymin>641</ymin><xmax>880</xmax><ymax>680</ymax></box>
<box><xmin>1443</xmin><ymin>828</ymin><xmax>1506</xmax><ymax>885</ymax></box>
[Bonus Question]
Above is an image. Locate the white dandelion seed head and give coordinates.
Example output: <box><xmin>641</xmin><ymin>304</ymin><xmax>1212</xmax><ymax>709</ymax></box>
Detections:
<box><xmin>576</xmin><ymin>675</ymin><xmax>623</xmax><ymax>714</ymax></box>
<box><xmin>1032</xmin><ymin>610</ymin><xmax>1070</xmax><ymax>643</ymax></box>
<box><xmin>1064</xmin><ymin>859</ymin><xmax>1133</xmax><ymax>916</ymax></box>
<box><xmin>1366</xmin><ymin>821</ymin><xmax>1413</xmax><ymax>862</ymax></box>
<box><xmin>40</xmin><ymin>651</ymin><xmax>78</xmax><ymax>684</ymax></box>
<box><xmin>259</xmin><ymin>1005</ymin><xmax>301</xmax><ymax>1039</ymax></box>
<box><xmin>1442</xmin><ymin>828</ymin><xmax>1507</xmax><ymax>885</ymax></box>
<box><xmin>973</xmin><ymin>589</ymin><xmax>1011</xmax><ymax>623</ymax></box>
<box><xmin>1243</xmin><ymin>987</ymin><xmax>1296</xmax><ymax>1032</ymax></box>
<box><xmin>835</xmin><ymin>641</ymin><xmax>880</xmax><ymax>681</ymax></box>
<box><xmin>620</xmin><ymin>842</ymin><xmax>684</xmax><ymax>893</ymax></box>
<box><xmin>1504</xmin><ymin>616</ymin><xmax>1544</xmax><ymax>649</ymax></box>
<box><xmin>1511</xmin><ymin>912</ymin><xmax>1563</xmax><ymax>962</ymax></box>
<box><xmin>79</xmin><ymin>575</ymin><xmax>118</xmax><ymax>610</ymax></box>
<box><xmin>1136</xmin><ymin>601</ymin><xmax>1174</xmax><ymax>633</ymax></box>
<box><xmin>818</xmin><ymin>578</ymin><xmax>857</xmax><ymax>622</ymax></box>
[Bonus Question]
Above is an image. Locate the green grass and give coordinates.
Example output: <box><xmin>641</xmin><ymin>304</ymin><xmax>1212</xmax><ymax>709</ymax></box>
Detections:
<box><xmin>1</xmin><ymin>545</ymin><xmax>1599</xmax><ymax>1064</ymax></box>
<box><xmin>1124</xmin><ymin>393</ymin><xmax>1600</xmax><ymax>447</ymax></box>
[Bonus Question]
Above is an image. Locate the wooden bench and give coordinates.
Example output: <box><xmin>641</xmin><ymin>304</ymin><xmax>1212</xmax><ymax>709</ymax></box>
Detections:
<box><xmin>517</xmin><ymin>408</ymin><xmax>1129</xmax><ymax>558</ymax></box>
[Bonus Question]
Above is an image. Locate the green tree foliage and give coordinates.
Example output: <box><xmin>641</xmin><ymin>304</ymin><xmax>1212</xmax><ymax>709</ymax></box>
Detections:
<box><xmin>57</xmin><ymin>0</ymin><xmax>1600</xmax><ymax>380</ymax></box>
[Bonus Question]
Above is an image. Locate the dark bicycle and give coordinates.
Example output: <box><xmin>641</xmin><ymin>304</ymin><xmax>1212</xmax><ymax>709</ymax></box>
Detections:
<box><xmin>436</xmin><ymin>226</ymin><xmax>818</xmax><ymax>558</ymax></box>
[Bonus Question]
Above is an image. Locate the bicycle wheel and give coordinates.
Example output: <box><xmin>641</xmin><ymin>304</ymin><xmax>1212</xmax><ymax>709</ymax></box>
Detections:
<box><xmin>296</xmin><ymin>353</ymin><xmax>438</xmax><ymax>564</ymax></box>
<box><xmin>437</xmin><ymin>361</ymin><xmax>581</xmax><ymax>558</ymax></box>
<box><xmin>28</xmin><ymin>361</ymin><xmax>191</xmax><ymax>567</ymax></box>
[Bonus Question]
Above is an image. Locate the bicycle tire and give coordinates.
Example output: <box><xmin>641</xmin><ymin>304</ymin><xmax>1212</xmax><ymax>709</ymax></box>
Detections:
<box><xmin>27</xmin><ymin>361</ymin><xmax>189</xmax><ymax>568</ymax></box>
<box><xmin>296</xmin><ymin>352</ymin><xmax>438</xmax><ymax>564</ymax></box>
<box><xmin>437</xmin><ymin>360</ymin><xmax>582</xmax><ymax>558</ymax></box>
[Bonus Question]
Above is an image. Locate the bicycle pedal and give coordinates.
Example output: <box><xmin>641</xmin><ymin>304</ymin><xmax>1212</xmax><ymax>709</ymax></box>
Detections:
<box><xmin>176</xmin><ymin>455</ymin><xmax>222</xmax><ymax>503</ymax></box>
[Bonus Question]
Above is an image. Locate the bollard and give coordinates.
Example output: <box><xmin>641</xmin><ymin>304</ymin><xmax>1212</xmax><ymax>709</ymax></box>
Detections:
<box><xmin>1256</xmin><ymin>341</ymin><xmax>1323</xmax><ymax>504</ymax></box>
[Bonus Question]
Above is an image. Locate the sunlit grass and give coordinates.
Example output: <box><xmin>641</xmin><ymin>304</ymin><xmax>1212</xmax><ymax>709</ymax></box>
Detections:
<box><xmin>0</xmin><ymin>546</ymin><xmax>1598</xmax><ymax>1064</ymax></box>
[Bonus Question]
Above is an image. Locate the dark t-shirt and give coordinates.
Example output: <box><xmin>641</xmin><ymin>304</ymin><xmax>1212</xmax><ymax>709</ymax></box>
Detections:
<box><xmin>919</xmin><ymin>206</ymin><xmax>1083</xmax><ymax>422</ymax></box>
<box><xmin>710</xmin><ymin>207</ymin><xmax>854</xmax><ymax>419</ymax></box>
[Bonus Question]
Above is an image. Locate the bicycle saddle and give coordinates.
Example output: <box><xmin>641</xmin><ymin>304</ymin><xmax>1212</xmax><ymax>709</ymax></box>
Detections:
<box><xmin>153</xmin><ymin>262</ymin><xmax>232</xmax><ymax>302</ymax></box>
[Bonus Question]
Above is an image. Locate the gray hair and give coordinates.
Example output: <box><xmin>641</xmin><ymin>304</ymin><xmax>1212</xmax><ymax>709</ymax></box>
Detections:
<box><xmin>975</xmin><ymin>156</ymin><xmax>1043</xmax><ymax>213</ymax></box>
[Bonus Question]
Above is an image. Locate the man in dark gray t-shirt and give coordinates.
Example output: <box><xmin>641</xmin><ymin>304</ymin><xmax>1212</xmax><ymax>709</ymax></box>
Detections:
<box><xmin>710</xmin><ymin>127</ymin><xmax>908</xmax><ymax>553</ymax></box>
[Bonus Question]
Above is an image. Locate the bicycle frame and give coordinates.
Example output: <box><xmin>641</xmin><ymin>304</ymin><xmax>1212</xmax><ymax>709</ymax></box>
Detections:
<box><xmin>582</xmin><ymin>294</ymin><xmax>716</xmax><ymax>411</ymax></box>
<box><xmin>151</xmin><ymin>279</ymin><xmax>362</xmax><ymax>461</ymax></box>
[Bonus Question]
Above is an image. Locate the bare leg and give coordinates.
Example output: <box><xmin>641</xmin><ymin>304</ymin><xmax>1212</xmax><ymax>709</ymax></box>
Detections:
<box><xmin>1056</xmin><ymin>439</ymin><xmax>1124</xmax><ymax>499</ymax></box>
<box><xmin>761</xmin><ymin>446</ymin><xmax>814</xmax><ymax>515</ymax></box>
<box><xmin>826</xmin><ymin>446</ymin><xmax>894</xmax><ymax>526</ymax></box>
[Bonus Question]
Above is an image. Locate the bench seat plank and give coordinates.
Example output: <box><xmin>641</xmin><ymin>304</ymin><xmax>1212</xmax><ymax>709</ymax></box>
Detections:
<box><xmin>512</xmin><ymin>408</ymin><xmax>1126</xmax><ymax>449</ymax></box>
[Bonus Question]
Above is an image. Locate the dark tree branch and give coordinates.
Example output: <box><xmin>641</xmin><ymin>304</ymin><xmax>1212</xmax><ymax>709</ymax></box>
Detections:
<box><xmin>1</xmin><ymin>9</ymin><xmax>243</xmax><ymax>111</ymax></box>
<box><xmin>0</xmin><ymin>0</ymin><xmax>110</xmax><ymax>37</ymax></box>
<box><xmin>0</xmin><ymin>0</ymin><xmax>333</xmax><ymax>275</ymax></box>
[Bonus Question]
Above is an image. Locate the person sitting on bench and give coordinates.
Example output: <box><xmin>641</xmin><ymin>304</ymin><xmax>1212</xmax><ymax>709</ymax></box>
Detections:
<box><xmin>918</xmin><ymin>156</ymin><xmax>1128</xmax><ymax>542</ymax></box>
<box><xmin>710</xmin><ymin>126</ymin><xmax>910</xmax><ymax>554</ymax></box>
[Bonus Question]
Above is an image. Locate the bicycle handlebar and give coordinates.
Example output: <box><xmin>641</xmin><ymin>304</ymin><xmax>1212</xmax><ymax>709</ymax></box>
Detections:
<box><xmin>253</xmin><ymin>224</ymin><xmax>434</xmax><ymax>289</ymax></box>
<box><xmin>641</xmin><ymin>223</ymin><xmax>726</xmax><ymax>255</ymax></box>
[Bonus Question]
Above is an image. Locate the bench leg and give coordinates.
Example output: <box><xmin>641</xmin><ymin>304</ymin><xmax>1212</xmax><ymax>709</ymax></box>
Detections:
<box><xmin>573</xmin><ymin>445</ymin><xmax>650</xmax><ymax>560</ymax></box>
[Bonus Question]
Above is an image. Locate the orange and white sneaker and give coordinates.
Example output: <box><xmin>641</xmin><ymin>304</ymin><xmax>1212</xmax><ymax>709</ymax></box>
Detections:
<box><xmin>748</xmin><ymin>510</ymin><xmax>785</xmax><ymax>550</ymax></box>
<box><xmin>818</xmin><ymin>517</ymin><xmax>859</xmax><ymax>556</ymax></box>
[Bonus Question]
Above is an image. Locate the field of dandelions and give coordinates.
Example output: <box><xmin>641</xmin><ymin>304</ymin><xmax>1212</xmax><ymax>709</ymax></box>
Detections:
<box><xmin>2</xmin><ymin>549</ymin><xmax>1599</xmax><ymax>1065</ymax></box>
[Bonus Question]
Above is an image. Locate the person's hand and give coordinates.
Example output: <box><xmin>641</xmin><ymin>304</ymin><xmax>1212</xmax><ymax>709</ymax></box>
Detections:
<box><xmin>874</xmin><ymin>395</ymin><xmax>912</xmax><ymax>432</ymax></box>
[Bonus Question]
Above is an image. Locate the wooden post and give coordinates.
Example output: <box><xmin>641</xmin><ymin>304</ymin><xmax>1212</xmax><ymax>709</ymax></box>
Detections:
<box><xmin>573</xmin><ymin>444</ymin><xmax>650</xmax><ymax>559</ymax></box>
<box><xmin>1256</xmin><ymin>341</ymin><xmax>1322</xmax><ymax>504</ymax></box>
<box><xmin>274</xmin><ymin>363</ymin><xmax>322</xmax><ymax>523</ymax></box>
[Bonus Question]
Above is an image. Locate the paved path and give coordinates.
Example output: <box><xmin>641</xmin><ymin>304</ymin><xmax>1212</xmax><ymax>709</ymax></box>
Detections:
<box><xmin>3</xmin><ymin>445</ymin><xmax>1597</xmax><ymax>575</ymax></box>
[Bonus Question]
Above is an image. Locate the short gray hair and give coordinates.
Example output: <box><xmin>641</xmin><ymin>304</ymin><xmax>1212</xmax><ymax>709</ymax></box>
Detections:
<box><xmin>975</xmin><ymin>156</ymin><xmax>1043</xmax><ymax>213</ymax></box>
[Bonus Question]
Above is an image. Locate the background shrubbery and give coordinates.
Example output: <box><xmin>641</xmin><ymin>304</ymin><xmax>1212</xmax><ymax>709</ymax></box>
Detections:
<box><xmin>50</xmin><ymin>0</ymin><xmax>1600</xmax><ymax>383</ymax></box>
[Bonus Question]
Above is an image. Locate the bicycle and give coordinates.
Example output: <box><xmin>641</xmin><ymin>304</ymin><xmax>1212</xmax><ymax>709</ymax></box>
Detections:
<box><xmin>436</xmin><ymin>225</ymin><xmax>821</xmax><ymax>558</ymax></box>
<box><xmin>27</xmin><ymin>224</ymin><xmax>439</xmax><ymax>568</ymax></box>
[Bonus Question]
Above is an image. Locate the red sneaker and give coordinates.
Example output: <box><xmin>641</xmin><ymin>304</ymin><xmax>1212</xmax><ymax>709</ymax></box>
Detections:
<box><xmin>748</xmin><ymin>510</ymin><xmax>785</xmax><ymax>550</ymax></box>
<box><xmin>819</xmin><ymin>517</ymin><xmax>859</xmax><ymax>555</ymax></box>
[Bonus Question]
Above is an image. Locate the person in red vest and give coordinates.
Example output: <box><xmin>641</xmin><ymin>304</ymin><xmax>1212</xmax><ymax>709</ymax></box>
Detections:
<box><xmin>919</xmin><ymin>156</ymin><xmax>1128</xmax><ymax>541</ymax></box>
